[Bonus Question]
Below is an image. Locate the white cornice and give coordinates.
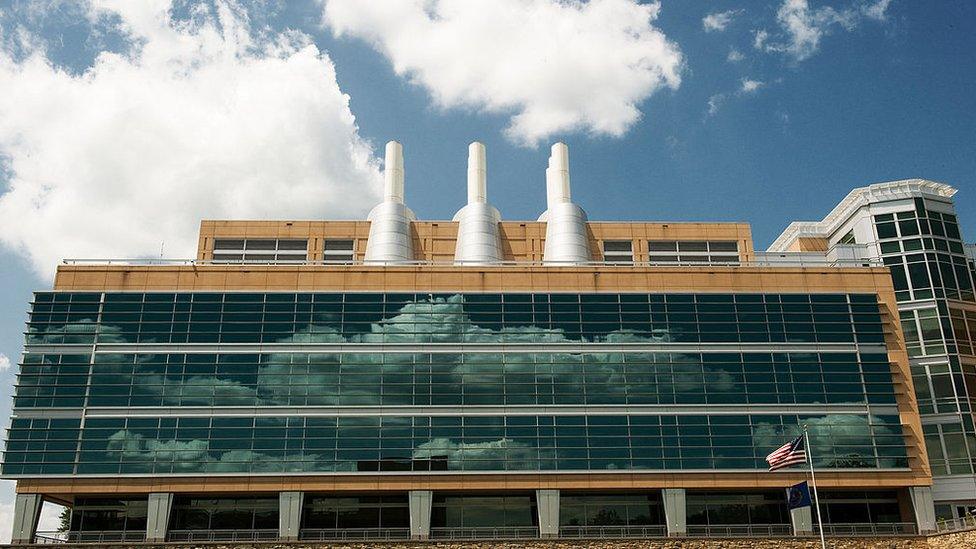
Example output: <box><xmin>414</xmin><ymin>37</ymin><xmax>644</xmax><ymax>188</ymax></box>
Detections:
<box><xmin>767</xmin><ymin>179</ymin><xmax>957</xmax><ymax>252</ymax></box>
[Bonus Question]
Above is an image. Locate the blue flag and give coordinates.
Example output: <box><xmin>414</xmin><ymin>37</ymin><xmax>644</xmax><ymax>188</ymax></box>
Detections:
<box><xmin>788</xmin><ymin>481</ymin><xmax>812</xmax><ymax>510</ymax></box>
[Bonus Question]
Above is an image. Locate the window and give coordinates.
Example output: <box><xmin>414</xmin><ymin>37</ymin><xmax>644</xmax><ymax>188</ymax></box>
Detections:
<box><xmin>303</xmin><ymin>496</ymin><xmax>409</xmax><ymax>529</ymax></box>
<box><xmin>560</xmin><ymin>494</ymin><xmax>664</xmax><ymax>527</ymax></box>
<box><xmin>323</xmin><ymin>239</ymin><xmax>355</xmax><ymax>263</ymax></box>
<box><xmin>839</xmin><ymin>230</ymin><xmax>856</xmax><ymax>245</ymax></box>
<box><xmin>647</xmin><ymin>241</ymin><xmax>739</xmax><ymax>264</ymax></box>
<box><xmin>212</xmin><ymin>239</ymin><xmax>308</xmax><ymax>263</ymax></box>
<box><xmin>602</xmin><ymin>241</ymin><xmax>633</xmax><ymax>264</ymax></box>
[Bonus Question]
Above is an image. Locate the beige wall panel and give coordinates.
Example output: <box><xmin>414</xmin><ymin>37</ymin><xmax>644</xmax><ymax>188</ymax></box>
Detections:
<box><xmin>17</xmin><ymin>469</ymin><xmax>929</xmax><ymax>500</ymax></box>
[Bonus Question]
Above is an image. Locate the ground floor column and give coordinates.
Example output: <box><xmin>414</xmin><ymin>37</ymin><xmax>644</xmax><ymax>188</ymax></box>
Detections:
<box><xmin>279</xmin><ymin>491</ymin><xmax>304</xmax><ymax>541</ymax></box>
<box><xmin>146</xmin><ymin>492</ymin><xmax>174</xmax><ymax>543</ymax></box>
<box><xmin>536</xmin><ymin>489</ymin><xmax>560</xmax><ymax>538</ymax></box>
<box><xmin>662</xmin><ymin>488</ymin><xmax>686</xmax><ymax>537</ymax></box>
<box><xmin>909</xmin><ymin>486</ymin><xmax>936</xmax><ymax>534</ymax></box>
<box><xmin>409</xmin><ymin>490</ymin><xmax>432</xmax><ymax>540</ymax></box>
<box><xmin>11</xmin><ymin>493</ymin><xmax>43</xmax><ymax>545</ymax></box>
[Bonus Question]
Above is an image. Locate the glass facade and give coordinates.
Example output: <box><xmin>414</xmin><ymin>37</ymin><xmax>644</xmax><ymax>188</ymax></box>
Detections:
<box><xmin>431</xmin><ymin>495</ymin><xmax>537</xmax><ymax>528</ymax></box>
<box><xmin>25</xmin><ymin>291</ymin><xmax>886</xmax><ymax>345</ymax></box>
<box><xmin>560</xmin><ymin>493</ymin><xmax>665</xmax><ymax>527</ymax></box>
<box><xmin>302</xmin><ymin>495</ymin><xmax>409</xmax><ymax>530</ymax></box>
<box><xmin>686</xmin><ymin>491</ymin><xmax>789</xmax><ymax>526</ymax></box>
<box><xmin>16</xmin><ymin>351</ymin><xmax>897</xmax><ymax>408</ymax></box>
<box><xmin>69</xmin><ymin>498</ymin><xmax>148</xmax><ymax>533</ymax></box>
<box><xmin>3</xmin><ymin>291</ymin><xmax>911</xmax><ymax>478</ymax></box>
<box><xmin>873</xmin><ymin>197</ymin><xmax>976</xmax><ymax>479</ymax></box>
<box><xmin>1</xmin><ymin>413</ymin><xmax>907</xmax><ymax>476</ymax></box>
<box><xmin>169</xmin><ymin>497</ymin><xmax>277</xmax><ymax>530</ymax></box>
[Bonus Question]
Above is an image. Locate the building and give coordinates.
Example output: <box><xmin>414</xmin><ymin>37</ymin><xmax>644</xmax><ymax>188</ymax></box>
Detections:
<box><xmin>4</xmin><ymin>142</ymin><xmax>944</xmax><ymax>543</ymax></box>
<box><xmin>769</xmin><ymin>180</ymin><xmax>976</xmax><ymax>520</ymax></box>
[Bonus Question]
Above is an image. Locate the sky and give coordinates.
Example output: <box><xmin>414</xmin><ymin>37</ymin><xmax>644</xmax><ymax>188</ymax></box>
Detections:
<box><xmin>0</xmin><ymin>0</ymin><xmax>974</xmax><ymax>539</ymax></box>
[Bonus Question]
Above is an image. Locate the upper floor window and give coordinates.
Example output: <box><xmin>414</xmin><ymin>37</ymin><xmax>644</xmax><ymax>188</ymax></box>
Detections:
<box><xmin>212</xmin><ymin>238</ymin><xmax>308</xmax><ymax>263</ymax></box>
<box><xmin>647</xmin><ymin>240</ymin><xmax>739</xmax><ymax>264</ymax></box>
<box><xmin>323</xmin><ymin>239</ymin><xmax>355</xmax><ymax>263</ymax></box>
<box><xmin>602</xmin><ymin>240</ymin><xmax>633</xmax><ymax>264</ymax></box>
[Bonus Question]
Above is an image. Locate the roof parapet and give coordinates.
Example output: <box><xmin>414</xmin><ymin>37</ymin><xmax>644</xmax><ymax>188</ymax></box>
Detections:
<box><xmin>768</xmin><ymin>179</ymin><xmax>958</xmax><ymax>252</ymax></box>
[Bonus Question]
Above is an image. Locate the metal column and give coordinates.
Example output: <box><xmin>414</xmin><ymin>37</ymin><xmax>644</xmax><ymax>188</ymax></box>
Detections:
<box><xmin>146</xmin><ymin>492</ymin><xmax>174</xmax><ymax>542</ymax></box>
<box><xmin>279</xmin><ymin>491</ymin><xmax>304</xmax><ymax>541</ymax></box>
<box><xmin>536</xmin><ymin>489</ymin><xmax>560</xmax><ymax>538</ymax></box>
<box><xmin>409</xmin><ymin>490</ymin><xmax>432</xmax><ymax>540</ymax></box>
<box><xmin>662</xmin><ymin>488</ymin><xmax>686</xmax><ymax>537</ymax></box>
<box><xmin>909</xmin><ymin>486</ymin><xmax>936</xmax><ymax>534</ymax></box>
<box><xmin>11</xmin><ymin>493</ymin><xmax>43</xmax><ymax>545</ymax></box>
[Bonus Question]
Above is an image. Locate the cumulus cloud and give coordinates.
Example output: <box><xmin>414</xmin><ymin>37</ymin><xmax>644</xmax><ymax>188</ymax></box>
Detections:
<box><xmin>0</xmin><ymin>353</ymin><xmax>10</xmax><ymax>372</ymax></box>
<box><xmin>740</xmin><ymin>78</ymin><xmax>764</xmax><ymax>93</ymax></box>
<box><xmin>0</xmin><ymin>0</ymin><xmax>383</xmax><ymax>279</ymax></box>
<box><xmin>322</xmin><ymin>0</ymin><xmax>683</xmax><ymax>146</ymax></box>
<box><xmin>755</xmin><ymin>0</ymin><xmax>892</xmax><ymax>61</ymax></box>
<box><xmin>727</xmin><ymin>48</ymin><xmax>745</xmax><ymax>62</ymax></box>
<box><xmin>702</xmin><ymin>9</ymin><xmax>742</xmax><ymax>32</ymax></box>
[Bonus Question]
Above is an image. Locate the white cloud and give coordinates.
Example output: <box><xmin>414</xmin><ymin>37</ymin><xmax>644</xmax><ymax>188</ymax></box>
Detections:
<box><xmin>727</xmin><ymin>48</ymin><xmax>745</xmax><ymax>62</ymax></box>
<box><xmin>0</xmin><ymin>0</ymin><xmax>383</xmax><ymax>279</ymax></box>
<box><xmin>706</xmin><ymin>78</ymin><xmax>766</xmax><ymax>117</ymax></box>
<box><xmin>707</xmin><ymin>94</ymin><xmax>725</xmax><ymax>116</ymax></box>
<box><xmin>322</xmin><ymin>0</ymin><xmax>683</xmax><ymax>147</ymax></box>
<box><xmin>740</xmin><ymin>78</ymin><xmax>764</xmax><ymax>93</ymax></box>
<box><xmin>0</xmin><ymin>353</ymin><xmax>9</xmax><ymax>372</ymax></box>
<box><xmin>702</xmin><ymin>9</ymin><xmax>742</xmax><ymax>32</ymax></box>
<box><xmin>756</xmin><ymin>0</ymin><xmax>892</xmax><ymax>61</ymax></box>
<box><xmin>862</xmin><ymin>0</ymin><xmax>892</xmax><ymax>21</ymax></box>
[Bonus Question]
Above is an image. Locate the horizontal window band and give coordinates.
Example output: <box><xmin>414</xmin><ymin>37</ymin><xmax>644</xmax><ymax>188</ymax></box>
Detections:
<box><xmin>9</xmin><ymin>403</ymin><xmax>899</xmax><ymax>419</ymax></box>
<box><xmin>0</xmin><ymin>467</ymin><xmax>915</xmax><ymax>481</ymax></box>
<box><xmin>23</xmin><ymin>342</ymin><xmax>888</xmax><ymax>355</ymax></box>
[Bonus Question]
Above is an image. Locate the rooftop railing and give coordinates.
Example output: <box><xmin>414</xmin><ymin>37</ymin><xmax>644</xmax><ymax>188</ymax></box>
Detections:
<box><xmin>60</xmin><ymin>255</ymin><xmax>882</xmax><ymax>268</ymax></box>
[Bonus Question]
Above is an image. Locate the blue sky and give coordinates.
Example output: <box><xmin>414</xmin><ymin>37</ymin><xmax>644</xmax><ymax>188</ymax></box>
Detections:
<box><xmin>0</xmin><ymin>0</ymin><xmax>974</xmax><ymax>534</ymax></box>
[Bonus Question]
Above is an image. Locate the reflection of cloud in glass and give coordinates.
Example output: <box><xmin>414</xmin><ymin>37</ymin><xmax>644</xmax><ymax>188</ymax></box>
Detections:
<box><xmin>264</xmin><ymin>295</ymin><xmax>673</xmax><ymax>345</ymax></box>
<box><xmin>94</xmin><ymin>347</ymin><xmax>863</xmax><ymax>409</ymax></box>
<box><xmin>27</xmin><ymin>319</ymin><xmax>102</xmax><ymax>344</ymax></box>
<box><xmin>104</xmin><ymin>430</ymin><xmax>349</xmax><ymax>473</ymax></box>
<box><xmin>752</xmin><ymin>415</ymin><xmax>896</xmax><ymax>468</ymax></box>
<box><xmin>412</xmin><ymin>437</ymin><xmax>538</xmax><ymax>470</ymax></box>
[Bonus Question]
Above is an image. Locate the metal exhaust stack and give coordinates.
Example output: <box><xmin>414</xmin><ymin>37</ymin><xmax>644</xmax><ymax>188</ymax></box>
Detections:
<box><xmin>539</xmin><ymin>142</ymin><xmax>590</xmax><ymax>264</ymax></box>
<box><xmin>364</xmin><ymin>141</ymin><xmax>416</xmax><ymax>263</ymax></box>
<box><xmin>453</xmin><ymin>142</ymin><xmax>503</xmax><ymax>264</ymax></box>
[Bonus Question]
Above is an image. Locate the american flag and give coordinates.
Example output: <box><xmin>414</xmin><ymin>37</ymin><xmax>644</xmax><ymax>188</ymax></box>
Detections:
<box><xmin>766</xmin><ymin>435</ymin><xmax>807</xmax><ymax>471</ymax></box>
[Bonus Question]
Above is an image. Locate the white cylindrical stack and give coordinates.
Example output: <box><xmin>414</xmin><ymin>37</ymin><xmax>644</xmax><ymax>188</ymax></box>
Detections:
<box><xmin>364</xmin><ymin>141</ymin><xmax>417</xmax><ymax>263</ymax></box>
<box><xmin>539</xmin><ymin>142</ymin><xmax>591</xmax><ymax>264</ymax></box>
<box><xmin>453</xmin><ymin>142</ymin><xmax>504</xmax><ymax>264</ymax></box>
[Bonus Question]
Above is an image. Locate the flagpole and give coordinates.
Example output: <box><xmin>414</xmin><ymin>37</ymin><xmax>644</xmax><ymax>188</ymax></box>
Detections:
<box><xmin>804</xmin><ymin>426</ymin><xmax>827</xmax><ymax>549</ymax></box>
